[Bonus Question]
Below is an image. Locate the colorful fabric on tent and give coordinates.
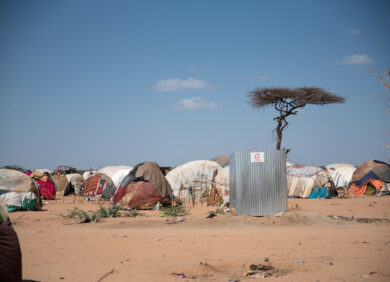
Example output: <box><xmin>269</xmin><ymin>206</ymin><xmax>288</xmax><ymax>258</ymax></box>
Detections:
<box><xmin>307</xmin><ymin>186</ymin><xmax>329</xmax><ymax>199</ymax></box>
<box><xmin>350</xmin><ymin>160</ymin><xmax>388</xmax><ymax>183</ymax></box>
<box><xmin>349</xmin><ymin>179</ymin><xmax>384</xmax><ymax>196</ymax></box>
<box><xmin>354</xmin><ymin>171</ymin><xmax>380</xmax><ymax>186</ymax></box>
<box><xmin>33</xmin><ymin>178</ymin><xmax>55</xmax><ymax>199</ymax></box>
<box><xmin>84</xmin><ymin>173</ymin><xmax>116</xmax><ymax>199</ymax></box>
<box><xmin>114</xmin><ymin>181</ymin><xmax>162</xmax><ymax>209</ymax></box>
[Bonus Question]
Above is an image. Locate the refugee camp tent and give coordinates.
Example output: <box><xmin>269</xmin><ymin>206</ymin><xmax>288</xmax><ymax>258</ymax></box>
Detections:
<box><xmin>287</xmin><ymin>165</ymin><xmax>330</xmax><ymax>198</ymax></box>
<box><xmin>98</xmin><ymin>166</ymin><xmax>133</xmax><ymax>187</ymax></box>
<box><xmin>349</xmin><ymin>160</ymin><xmax>390</xmax><ymax>196</ymax></box>
<box><xmin>325</xmin><ymin>163</ymin><xmax>356</xmax><ymax>187</ymax></box>
<box><xmin>27</xmin><ymin>170</ymin><xmax>56</xmax><ymax>199</ymax></box>
<box><xmin>215</xmin><ymin>166</ymin><xmax>229</xmax><ymax>203</ymax></box>
<box><xmin>0</xmin><ymin>169</ymin><xmax>41</xmax><ymax>212</ymax></box>
<box><xmin>166</xmin><ymin>160</ymin><xmax>222</xmax><ymax>202</ymax></box>
<box><xmin>210</xmin><ymin>155</ymin><xmax>229</xmax><ymax>168</ymax></box>
<box><xmin>114</xmin><ymin>162</ymin><xmax>172</xmax><ymax>209</ymax></box>
<box><xmin>52</xmin><ymin>175</ymin><xmax>68</xmax><ymax>192</ymax></box>
<box><xmin>64</xmin><ymin>174</ymin><xmax>85</xmax><ymax>196</ymax></box>
<box><xmin>84</xmin><ymin>173</ymin><xmax>116</xmax><ymax>200</ymax></box>
<box><xmin>114</xmin><ymin>181</ymin><xmax>162</xmax><ymax>209</ymax></box>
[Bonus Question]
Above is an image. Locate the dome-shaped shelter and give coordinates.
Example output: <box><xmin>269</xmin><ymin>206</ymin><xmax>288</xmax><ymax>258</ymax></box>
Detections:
<box><xmin>166</xmin><ymin>160</ymin><xmax>222</xmax><ymax>202</ymax></box>
<box><xmin>325</xmin><ymin>163</ymin><xmax>356</xmax><ymax>187</ymax></box>
<box><xmin>0</xmin><ymin>169</ymin><xmax>41</xmax><ymax>212</ymax></box>
<box><xmin>114</xmin><ymin>162</ymin><xmax>172</xmax><ymax>209</ymax></box>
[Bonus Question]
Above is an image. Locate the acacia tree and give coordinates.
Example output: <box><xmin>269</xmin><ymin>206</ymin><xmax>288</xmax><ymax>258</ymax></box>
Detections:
<box><xmin>248</xmin><ymin>87</ymin><xmax>345</xmax><ymax>150</ymax></box>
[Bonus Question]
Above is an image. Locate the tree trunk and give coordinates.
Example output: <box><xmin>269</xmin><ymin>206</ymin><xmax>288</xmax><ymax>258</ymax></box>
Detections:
<box><xmin>276</xmin><ymin>117</ymin><xmax>282</xmax><ymax>150</ymax></box>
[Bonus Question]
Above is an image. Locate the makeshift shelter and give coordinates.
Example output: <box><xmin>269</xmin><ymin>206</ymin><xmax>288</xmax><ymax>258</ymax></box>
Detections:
<box><xmin>287</xmin><ymin>165</ymin><xmax>330</xmax><ymax>198</ymax></box>
<box><xmin>0</xmin><ymin>169</ymin><xmax>41</xmax><ymax>212</ymax></box>
<box><xmin>64</xmin><ymin>174</ymin><xmax>85</xmax><ymax>196</ymax></box>
<box><xmin>215</xmin><ymin>166</ymin><xmax>229</xmax><ymax>203</ymax></box>
<box><xmin>325</xmin><ymin>163</ymin><xmax>356</xmax><ymax>187</ymax></box>
<box><xmin>114</xmin><ymin>162</ymin><xmax>172</xmax><ymax>208</ymax></box>
<box><xmin>27</xmin><ymin>170</ymin><xmax>56</xmax><ymax>199</ymax></box>
<box><xmin>52</xmin><ymin>175</ymin><xmax>68</xmax><ymax>193</ymax></box>
<box><xmin>114</xmin><ymin>181</ymin><xmax>162</xmax><ymax>209</ymax></box>
<box><xmin>84</xmin><ymin>173</ymin><xmax>116</xmax><ymax>200</ymax></box>
<box><xmin>166</xmin><ymin>160</ymin><xmax>222</xmax><ymax>202</ymax></box>
<box><xmin>98</xmin><ymin>166</ymin><xmax>133</xmax><ymax>187</ymax></box>
<box><xmin>349</xmin><ymin>160</ymin><xmax>390</xmax><ymax>196</ymax></box>
<box><xmin>210</xmin><ymin>155</ymin><xmax>229</xmax><ymax>168</ymax></box>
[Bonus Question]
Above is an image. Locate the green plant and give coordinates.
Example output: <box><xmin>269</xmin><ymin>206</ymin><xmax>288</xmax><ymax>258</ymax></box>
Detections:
<box><xmin>159</xmin><ymin>205</ymin><xmax>187</xmax><ymax>217</ymax></box>
<box><xmin>62</xmin><ymin>204</ymin><xmax>137</xmax><ymax>223</ymax></box>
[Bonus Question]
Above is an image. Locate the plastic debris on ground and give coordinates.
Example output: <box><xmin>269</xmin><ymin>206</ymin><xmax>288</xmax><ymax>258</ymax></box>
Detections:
<box><xmin>245</xmin><ymin>264</ymin><xmax>291</xmax><ymax>278</ymax></box>
<box><xmin>171</xmin><ymin>273</ymin><xmax>196</xmax><ymax>279</ymax></box>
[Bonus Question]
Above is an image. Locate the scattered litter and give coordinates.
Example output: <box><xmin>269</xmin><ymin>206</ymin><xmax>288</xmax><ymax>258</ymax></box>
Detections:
<box><xmin>296</xmin><ymin>260</ymin><xmax>305</xmax><ymax>263</ymax></box>
<box><xmin>362</xmin><ymin>274</ymin><xmax>369</xmax><ymax>279</ymax></box>
<box><xmin>369</xmin><ymin>272</ymin><xmax>376</xmax><ymax>275</ymax></box>
<box><xmin>228</xmin><ymin>279</ymin><xmax>240</xmax><ymax>282</ymax></box>
<box><xmin>154</xmin><ymin>237</ymin><xmax>163</xmax><ymax>241</ymax></box>
<box><xmin>275</xmin><ymin>211</ymin><xmax>284</xmax><ymax>217</ymax></box>
<box><xmin>250</xmin><ymin>264</ymin><xmax>273</xmax><ymax>271</ymax></box>
<box><xmin>177</xmin><ymin>217</ymin><xmax>185</xmax><ymax>222</ymax></box>
<box><xmin>172</xmin><ymin>273</ymin><xmax>196</xmax><ymax>279</ymax></box>
<box><xmin>245</xmin><ymin>264</ymin><xmax>290</xmax><ymax>278</ymax></box>
<box><xmin>333</xmin><ymin>215</ymin><xmax>339</xmax><ymax>219</ymax></box>
<box><xmin>264</xmin><ymin>257</ymin><xmax>270</xmax><ymax>262</ymax></box>
<box><xmin>206</xmin><ymin>213</ymin><xmax>216</xmax><ymax>218</ymax></box>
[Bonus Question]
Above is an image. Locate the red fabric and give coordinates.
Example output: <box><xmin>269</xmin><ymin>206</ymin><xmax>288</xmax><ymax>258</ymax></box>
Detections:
<box><xmin>84</xmin><ymin>174</ymin><xmax>101</xmax><ymax>196</ymax></box>
<box><xmin>115</xmin><ymin>181</ymin><xmax>162</xmax><ymax>208</ymax></box>
<box><xmin>113</xmin><ymin>185</ymin><xmax>127</xmax><ymax>203</ymax></box>
<box><xmin>34</xmin><ymin>179</ymin><xmax>56</xmax><ymax>199</ymax></box>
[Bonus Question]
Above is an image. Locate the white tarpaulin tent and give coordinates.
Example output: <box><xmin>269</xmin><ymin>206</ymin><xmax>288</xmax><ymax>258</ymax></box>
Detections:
<box><xmin>325</xmin><ymin>163</ymin><xmax>356</xmax><ymax>187</ymax></box>
<box><xmin>166</xmin><ymin>160</ymin><xmax>222</xmax><ymax>201</ymax></box>
<box><xmin>98</xmin><ymin>166</ymin><xmax>133</xmax><ymax>187</ymax></box>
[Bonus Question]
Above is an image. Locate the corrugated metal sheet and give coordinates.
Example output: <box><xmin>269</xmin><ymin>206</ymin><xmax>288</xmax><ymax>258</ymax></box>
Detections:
<box><xmin>229</xmin><ymin>150</ymin><xmax>287</xmax><ymax>216</ymax></box>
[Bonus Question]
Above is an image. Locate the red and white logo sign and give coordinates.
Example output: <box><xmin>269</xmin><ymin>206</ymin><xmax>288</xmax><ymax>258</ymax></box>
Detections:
<box><xmin>250</xmin><ymin>152</ymin><xmax>265</xmax><ymax>163</ymax></box>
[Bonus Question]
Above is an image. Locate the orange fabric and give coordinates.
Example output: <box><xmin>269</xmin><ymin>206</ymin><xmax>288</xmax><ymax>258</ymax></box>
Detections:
<box><xmin>348</xmin><ymin>179</ymin><xmax>385</xmax><ymax>196</ymax></box>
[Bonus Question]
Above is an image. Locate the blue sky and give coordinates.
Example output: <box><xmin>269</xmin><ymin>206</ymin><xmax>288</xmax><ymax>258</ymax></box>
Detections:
<box><xmin>0</xmin><ymin>0</ymin><xmax>389</xmax><ymax>169</ymax></box>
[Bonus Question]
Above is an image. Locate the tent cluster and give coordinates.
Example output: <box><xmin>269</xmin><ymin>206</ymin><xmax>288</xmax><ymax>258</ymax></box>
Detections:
<box><xmin>2</xmin><ymin>156</ymin><xmax>389</xmax><ymax>213</ymax></box>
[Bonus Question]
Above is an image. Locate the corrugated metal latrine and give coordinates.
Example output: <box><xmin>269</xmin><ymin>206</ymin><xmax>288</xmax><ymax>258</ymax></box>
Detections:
<box><xmin>230</xmin><ymin>150</ymin><xmax>287</xmax><ymax>216</ymax></box>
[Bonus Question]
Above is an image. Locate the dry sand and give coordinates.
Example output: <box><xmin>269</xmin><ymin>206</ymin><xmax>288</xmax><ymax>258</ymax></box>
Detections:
<box><xmin>9</xmin><ymin>196</ymin><xmax>390</xmax><ymax>282</ymax></box>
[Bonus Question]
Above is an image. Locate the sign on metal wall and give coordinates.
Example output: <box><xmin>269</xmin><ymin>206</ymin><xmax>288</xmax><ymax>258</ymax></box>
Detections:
<box><xmin>230</xmin><ymin>149</ymin><xmax>287</xmax><ymax>216</ymax></box>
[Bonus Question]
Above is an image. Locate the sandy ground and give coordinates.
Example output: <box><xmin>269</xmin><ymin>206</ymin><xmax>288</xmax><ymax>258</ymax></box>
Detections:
<box><xmin>9</xmin><ymin>196</ymin><xmax>390</xmax><ymax>282</ymax></box>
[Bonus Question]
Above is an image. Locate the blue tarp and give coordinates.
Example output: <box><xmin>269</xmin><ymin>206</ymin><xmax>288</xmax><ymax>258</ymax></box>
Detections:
<box><xmin>307</xmin><ymin>186</ymin><xmax>329</xmax><ymax>199</ymax></box>
<box><xmin>354</xmin><ymin>171</ymin><xmax>380</xmax><ymax>186</ymax></box>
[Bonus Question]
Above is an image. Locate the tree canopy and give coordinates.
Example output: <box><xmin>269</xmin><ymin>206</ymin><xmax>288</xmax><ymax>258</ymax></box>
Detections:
<box><xmin>248</xmin><ymin>87</ymin><xmax>345</xmax><ymax>150</ymax></box>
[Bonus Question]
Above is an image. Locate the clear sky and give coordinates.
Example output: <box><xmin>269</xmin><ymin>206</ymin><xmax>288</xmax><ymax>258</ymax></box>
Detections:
<box><xmin>0</xmin><ymin>0</ymin><xmax>389</xmax><ymax>170</ymax></box>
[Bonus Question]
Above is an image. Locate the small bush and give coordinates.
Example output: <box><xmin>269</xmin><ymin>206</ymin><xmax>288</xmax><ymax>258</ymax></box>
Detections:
<box><xmin>62</xmin><ymin>204</ymin><xmax>141</xmax><ymax>223</ymax></box>
<box><xmin>159</xmin><ymin>205</ymin><xmax>187</xmax><ymax>217</ymax></box>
